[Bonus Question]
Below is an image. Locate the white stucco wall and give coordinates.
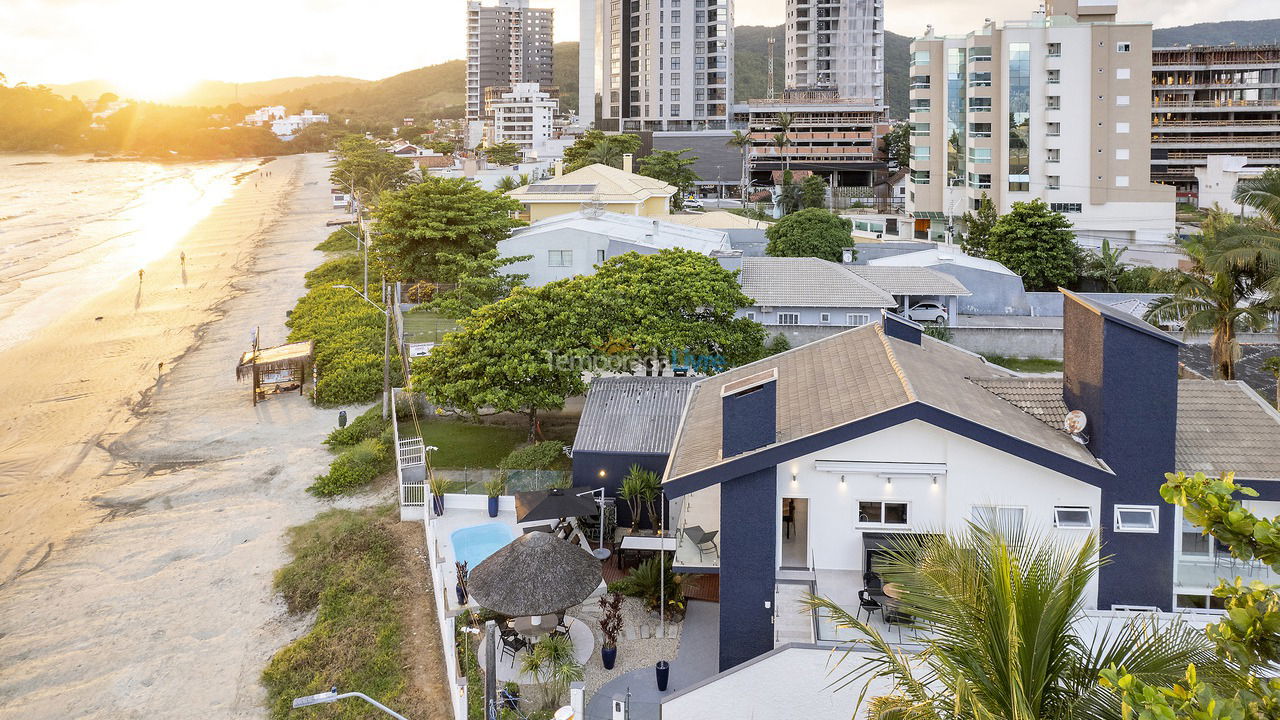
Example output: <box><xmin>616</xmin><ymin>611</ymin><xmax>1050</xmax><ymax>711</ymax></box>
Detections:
<box><xmin>773</xmin><ymin>420</ymin><xmax>1102</xmax><ymax>603</ymax></box>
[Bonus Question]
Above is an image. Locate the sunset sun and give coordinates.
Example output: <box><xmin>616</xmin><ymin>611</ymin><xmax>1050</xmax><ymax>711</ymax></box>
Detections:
<box><xmin>111</xmin><ymin>69</ymin><xmax>193</xmax><ymax>102</ymax></box>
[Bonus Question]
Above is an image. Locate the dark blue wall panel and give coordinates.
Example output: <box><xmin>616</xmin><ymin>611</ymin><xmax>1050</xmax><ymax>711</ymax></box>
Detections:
<box><xmin>722</xmin><ymin>380</ymin><xmax>777</xmax><ymax>458</ymax></box>
<box><xmin>718</xmin><ymin>466</ymin><xmax>777</xmax><ymax>671</ymax></box>
<box><xmin>571</xmin><ymin>450</ymin><xmax>669</xmax><ymax>530</ymax></box>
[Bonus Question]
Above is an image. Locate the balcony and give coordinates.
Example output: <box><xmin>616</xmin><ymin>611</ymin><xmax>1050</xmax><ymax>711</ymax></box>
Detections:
<box><xmin>672</xmin><ymin>487</ymin><xmax>720</xmax><ymax>570</ymax></box>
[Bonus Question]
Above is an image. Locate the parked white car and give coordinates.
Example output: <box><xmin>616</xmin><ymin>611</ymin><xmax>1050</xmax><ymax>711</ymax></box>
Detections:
<box><xmin>906</xmin><ymin>302</ymin><xmax>948</xmax><ymax>324</ymax></box>
<box><xmin>682</xmin><ymin>196</ymin><xmax>705</xmax><ymax>210</ymax></box>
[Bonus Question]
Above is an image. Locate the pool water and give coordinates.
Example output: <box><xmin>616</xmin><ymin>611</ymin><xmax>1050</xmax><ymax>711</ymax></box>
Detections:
<box><xmin>451</xmin><ymin>522</ymin><xmax>514</xmax><ymax>569</ymax></box>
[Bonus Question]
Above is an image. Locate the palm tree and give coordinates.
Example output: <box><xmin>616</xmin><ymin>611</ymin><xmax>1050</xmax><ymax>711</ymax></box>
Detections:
<box><xmin>1265</xmin><ymin>356</ymin><xmax>1280</xmax><ymax>408</ymax></box>
<box><xmin>771</xmin><ymin>132</ymin><xmax>790</xmax><ymax>186</ymax></box>
<box><xmin>1082</xmin><ymin>239</ymin><xmax>1129</xmax><ymax>292</ymax></box>
<box><xmin>803</xmin><ymin>523</ymin><xmax>1229</xmax><ymax>720</ymax></box>
<box><xmin>495</xmin><ymin>175</ymin><xmax>520</xmax><ymax>192</ymax></box>
<box><xmin>774</xmin><ymin>111</ymin><xmax>795</xmax><ymax>182</ymax></box>
<box><xmin>726</xmin><ymin>129</ymin><xmax>753</xmax><ymax>203</ymax></box>
<box><xmin>520</xmin><ymin>634</ymin><xmax>583</xmax><ymax>711</ymax></box>
<box><xmin>1145</xmin><ymin>219</ymin><xmax>1276</xmax><ymax>379</ymax></box>
<box><xmin>1232</xmin><ymin>167</ymin><xmax>1280</xmax><ymax>228</ymax></box>
<box><xmin>583</xmin><ymin>139</ymin><xmax>623</xmax><ymax>169</ymax></box>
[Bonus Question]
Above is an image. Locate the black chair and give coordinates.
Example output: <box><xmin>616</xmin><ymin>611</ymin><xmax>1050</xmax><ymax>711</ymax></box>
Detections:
<box><xmin>499</xmin><ymin>633</ymin><xmax>527</xmax><ymax>666</ymax></box>
<box><xmin>555</xmin><ymin>611</ymin><xmax>571</xmax><ymax>634</ymax></box>
<box><xmin>683</xmin><ymin>526</ymin><xmax>719</xmax><ymax>560</ymax></box>
<box><xmin>863</xmin><ymin>571</ymin><xmax>883</xmax><ymax>592</ymax></box>
<box><xmin>858</xmin><ymin>589</ymin><xmax>883</xmax><ymax>623</ymax></box>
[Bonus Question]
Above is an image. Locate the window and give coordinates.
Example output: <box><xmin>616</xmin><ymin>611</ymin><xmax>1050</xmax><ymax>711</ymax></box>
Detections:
<box><xmin>745</xmin><ymin>311</ymin><xmax>756</xmax><ymax>321</ymax></box>
<box><xmin>1047</xmin><ymin>42</ymin><xmax>1061</xmax><ymax>57</ymax></box>
<box><xmin>1047</xmin><ymin>69</ymin><xmax>1060</xmax><ymax>84</ymax></box>
<box><xmin>1047</xmin><ymin>148</ymin><xmax>1061</xmax><ymax>163</ymax></box>
<box><xmin>1047</xmin><ymin>96</ymin><xmax>1061</xmax><ymax>110</ymax></box>
<box><xmin>1176</xmin><ymin>593</ymin><xmax>1227</xmax><ymax>611</ymax></box>
<box><xmin>912</xmin><ymin>50</ymin><xmax>931</xmax><ymax>66</ymax></box>
<box><xmin>1116</xmin><ymin>42</ymin><xmax>1131</xmax><ymax>53</ymax></box>
<box><xmin>777</xmin><ymin>312</ymin><xmax>800</xmax><ymax>325</ymax></box>
<box><xmin>1115</xmin><ymin>505</ymin><xmax>1159</xmax><ymax>533</ymax></box>
<box><xmin>1046</xmin><ymin>121</ymin><xmax>1061</xmax><ymax>136</ymax></box>
<box><xmin>1116</xmin><ymin>175</ymin><xmax>1130</xmax><ymax>187</ymax></box>
<box><xmin>859</xmin><ymin>501</ymin><xmax>909</xmax><ymax>526</ymax></box>
<box><xmin>910</xmin><ymin>99</ymin><xmax>931</xmax><ymax>113</ymax></box>
<box><xmin>911</xmin><ymin>170</ymin><xmax>931</xmax><ymax>184</ymax></box>
<box><xmin>910</xmin><ymin>74</ymin><xmax>931</xmax><ymax>89</ymax></box>
<box><xmin>819</xmin><ymin>313</ymin><xmax>831</xmax><ymax>324</ymax></box>
<box><xmin>972</xmin><ymin>505</ymin><xmax>1025</xmax><ymax>532</ymax></box>
<box><xmin>596</xmin><ymin>249</ymin><xmax>606</xmax><ymax>263</ymax></box>
<box><xmin>671</xmin><ymin>57</ymin><xmax>681</xmax><ymax>70</ymax></box>
<box><xmin>910</xmin><ymin>122</ymin><xmax>930</xmax><ymax>136</ymax></box>
<box><xmin>969</xmin><ymin>122</ymin><xmax>992</xmax><ymax>137</ymax></box>
<box><xmin>1047</xmin><ymin>175</ymin><xmax>1061</xmax><ymax>190</ymax></box>
<box><xmin>846</xmin><ymin>313</ymin><xmax>870</xmax><ymax>326</ymax></box>
<box><xmin>1116</xmin><ymin>121</ymin><xmax>1130</xmax><ymax>133</ymax></box>
<box><xmin>967</xmin><ymin>172</ymin><xmax>992</xmax><ymax>189</ymax></box>
<box><xmin>1116</xmin><ymin>68</ymin><xmax>1130</xmax><ymax>80</ymax></box>
<box><xmin>1116</xmin><ymin>95</ymin><xmax>1130</xmax><ymax>106</ymax></box>
<box><xmin>1115</xmin><ymin>148</ymin><xmax>1129</xmax><ymax>160</ymax></box>
<box><xmin>968</xmin><ymin>71</ymin><xmax>992</xmax><ymax>87</ymax></box>
<box><xmin>969</xmin><ymin>46</ymin><xmax>992</xmax><ymax>62</ymax></box>
<box><xmin>548</xmin><ymin>250</ymin><xmax>572</xmax><ymax>266</ymax></box>
<box><xmin>1054</xmin><ymin>506</ymin><xmax>1093</xmax><ymax>529</ymax></box>
<box><xmin>1051</xmin><ymin>202</ymin><xmax>1082</xmax><ymax>213</ymax></box>
<box><xmin>967</xmin><ymin>147</ymin><xmax>992</xmax><ymax>164</ymax></box>
<box><xmin>912</xmin><ymin>146</ymin><xmax>931</xmax><ymax>162</ymax></box>
<box><xmin>968</xmin><ymin>97</ymin><xmax>992</xmax><ymax>112</ymax></box>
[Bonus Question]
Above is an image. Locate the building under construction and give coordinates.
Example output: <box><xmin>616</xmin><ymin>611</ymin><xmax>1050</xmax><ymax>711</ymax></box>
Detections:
<box><xmin>1151</xmin><ymin>44</ymin><xmax>1280</xmax><ymax>201</ymax></box>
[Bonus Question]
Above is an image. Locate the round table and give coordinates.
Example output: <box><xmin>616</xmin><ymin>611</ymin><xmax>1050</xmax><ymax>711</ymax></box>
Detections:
<box><xmin>882</xmin><ymin>582</ymin><xmax>905</xmax><ymax>599</ymax></box>
<box><xmin>512</xmin><ymin>614</ymin><xmax>558</xmax><ymax>638</ymax></box>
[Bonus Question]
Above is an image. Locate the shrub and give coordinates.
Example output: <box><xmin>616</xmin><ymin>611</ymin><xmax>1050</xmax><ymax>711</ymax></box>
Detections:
<box><xmin>764</xmin><ymin>334</ymin><xmax>791</xmax><ymax>356</ymax></box>
<box><xmin>315</xmin><ymin>228</ymin><xmax>358</xmax><ymax>253</ymax></box>
<box><xmin>610</xmin><ymin>555</ymin><xmax>685</xmax><ymax>618</ymax></box>
<box><xmin>308</xmin><ymin>438</ymin><xmax>391</xmax><ymax>496</ymax></box>
<box><xmin>325</xmin><ymin>405</ymin><xmax>388</xmax><ymax>448</ymax></box>
<box><xmin>497</xmin><ymin>441</ymin><xmax>565</xmax><ymax>470</ymax></box>
<box><xmin>303</xmin><ymin>254</ymin><xmax>364</xmax><ymax>289</ymax></box>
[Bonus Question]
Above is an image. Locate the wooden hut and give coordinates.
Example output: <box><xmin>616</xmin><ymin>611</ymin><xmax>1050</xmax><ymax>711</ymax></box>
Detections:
<box><xmin>236</xmin><ymin>340</ymin><xmax>315</xmax><ymax>404</ymax></box>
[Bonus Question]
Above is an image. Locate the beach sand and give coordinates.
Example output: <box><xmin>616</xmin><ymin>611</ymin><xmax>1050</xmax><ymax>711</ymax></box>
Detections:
<box><xmin>0</xmin><ymin>153</ymin><xmax>370</xmax><ymax>717</ymax></box>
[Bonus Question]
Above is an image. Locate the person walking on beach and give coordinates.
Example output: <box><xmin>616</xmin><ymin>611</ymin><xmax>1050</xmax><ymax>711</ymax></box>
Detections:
<box><xmin>180</xmin><ymin>251</ymin><xmax>185</xmax><ymax>267</ymax></box>
<box><xmin>138</xmin><ymin>269</ymin><xmax>144</xmax><ymax>283</ymax></box>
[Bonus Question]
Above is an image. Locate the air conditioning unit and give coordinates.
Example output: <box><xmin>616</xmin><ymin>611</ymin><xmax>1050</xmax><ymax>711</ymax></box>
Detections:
<box><xmin>760</xmin><ymin>306</ymin><xmax>774</xmax><ymax>313</ymax></box>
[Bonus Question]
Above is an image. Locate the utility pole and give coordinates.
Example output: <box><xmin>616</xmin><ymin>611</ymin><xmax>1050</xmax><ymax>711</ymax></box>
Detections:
<box><xmin>382</xmin><ymin>276</ymin><xmax>391</xmax><ymax>421</ymax></box>
<box><xmin>767</xmin><ymin>36</ymin><xmax>777</xmax><ymax>100</ymax></box>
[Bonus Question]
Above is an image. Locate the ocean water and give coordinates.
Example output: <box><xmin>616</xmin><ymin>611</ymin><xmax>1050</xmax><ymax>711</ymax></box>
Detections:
<box><xmin>0</xmin><ymin>154</ymin><xmax>256</xmax><ymax>351</ymax></box>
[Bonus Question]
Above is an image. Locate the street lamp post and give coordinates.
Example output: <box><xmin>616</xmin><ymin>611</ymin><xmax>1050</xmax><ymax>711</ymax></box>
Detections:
<box><xmin>293</xmin><ymin>687</ymin><xmax>410</xmax><ymax>720</ymax></box>
<box><xmin>334</xmin><ymin>284</ymin><xmax>392</xmax><ymax>420</ymax></box>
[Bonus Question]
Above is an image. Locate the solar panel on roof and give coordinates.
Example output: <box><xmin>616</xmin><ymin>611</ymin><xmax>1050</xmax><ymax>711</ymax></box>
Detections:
<box><xmin>528</xmin><ymin>184</ymin><xmax>598</xmax><ymax>194</ymax></box>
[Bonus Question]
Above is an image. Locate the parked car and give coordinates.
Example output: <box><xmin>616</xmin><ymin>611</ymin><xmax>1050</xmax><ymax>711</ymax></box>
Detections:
<box><xmin>682</xmin><ymin>196</ymin><xmax>704</xmax><ymax>210</ymax></box>
<box><xmin>906</xmin><ymin>302</ymin><xmax>948</xmax><ymax>324</ymax></box>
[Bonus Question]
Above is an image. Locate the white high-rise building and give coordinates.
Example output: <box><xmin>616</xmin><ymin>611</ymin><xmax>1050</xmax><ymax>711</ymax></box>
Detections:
<box><xmin>581</xmin><ymin>0</ymin><xmax>735</xmax><ymax>132</ymax></box>
<box><xmin>466</xmin><ymin>0</ymin><xmax>554</xmax><ymax>144</ymax></box>
<box><xmin>906</xmin><ymin>0</ymin><xmax>1176</xmax><ymax>259</ymax></box>
<box><xmin>489</xmin><ymin>83</ymin><xmax>559</xmax><ymax>158</ymax></box>
<box><xmin>785</xmin><ymin>0</ymin><xmax>884</xmax><ymax>104</ymax></box>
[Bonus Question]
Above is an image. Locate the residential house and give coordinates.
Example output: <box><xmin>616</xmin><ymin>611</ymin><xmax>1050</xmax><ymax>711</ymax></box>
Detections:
<box><xmin>844</xmin><ymin>265</ymin><xmax>971</xmax><ymax>320</ymax></box>
<box><xmin>505</xmin><ymin>157</ymin><xmax>676</xmax><ymax>221</ymax></box>
<box><xmin>497</xmin><ymin>210</ymin><xmax>730</xmax><ymax>286</ymax></box>
<box><xmin>655</xmin><ymin>290</ymin><xmax>1280</xmax><ymax>674</ymax></box>
<box><xmin>866</xmin><ymin>246</ymin><xmax>1030</xmax><ymax>316</ymax></box>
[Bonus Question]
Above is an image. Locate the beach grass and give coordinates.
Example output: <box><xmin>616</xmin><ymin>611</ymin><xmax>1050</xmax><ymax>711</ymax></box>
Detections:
<box><xmin>980</xmin><ymin>354</ymin><xmax>1064</xmax><ymax>373</ymax></box>
<box><xmin>262</xmin><ymin>506</ymin><xmax>421</xmax><ymax>719</ymax></box>
<box><xmin>394</xmin><ymin>417</ymin><xmax>527</xmax><ymax>468</ymax></box>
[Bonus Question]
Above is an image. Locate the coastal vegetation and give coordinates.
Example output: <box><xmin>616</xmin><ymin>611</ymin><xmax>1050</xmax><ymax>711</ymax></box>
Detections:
<box><xmin>764</xmin><ymin>208</ymin><xmax>855</xmax><ymax>262</ymax></box>
<box><xmin>261</xmin><ymin>506</ymin><xmax>442</xmax><ymax>719</ymax></box>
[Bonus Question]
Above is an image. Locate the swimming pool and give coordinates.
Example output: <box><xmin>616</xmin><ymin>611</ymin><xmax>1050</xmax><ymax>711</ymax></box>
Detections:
<box><xmin>451</xmin><ymin>522</ymin><xmax>514</xmax><ymax>569</ymax></box>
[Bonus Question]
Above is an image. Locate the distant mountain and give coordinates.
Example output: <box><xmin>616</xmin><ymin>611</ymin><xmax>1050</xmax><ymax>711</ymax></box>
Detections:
<box><xmin>554</xmin><ymin>41</ymin><xmax>580</xmax><ymax>116</ymax></box>
<box><xmin>48</xmin><ymin>75</ymin><xmax>370</xmax><ymax>106</ymax></box>
<box><xmin>1153</xmin><ymin>18</ymin><xmax>1280</xmax><ymax>47</ymax></box>
<box><xmin>307</xmin><ymin>62</ymin><xmax>466</xmax><ymax>125</ymax></box>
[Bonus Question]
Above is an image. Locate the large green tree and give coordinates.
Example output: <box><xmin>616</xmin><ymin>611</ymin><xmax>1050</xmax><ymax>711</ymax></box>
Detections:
<box><xmin>371</xmin><ymin>176</ymin><xmax>524</xmax><ymax>281</ymax></box>
<box><xmin>959</xmin><ymin>192</ymin><xmax>998</xmax><ymax>258</ymax></box>
<box><xmin>331</xmin><ymin>135</ymin><xmax>413</xmax><ymax>205</ymax></box>
<box><xmin>986</xmin><ymin>199</ymin><xmax>1080</xmax><ymax>291</ymax></box>
<box><xmin>484</xmin><ymin>141</ymin><xmax>522</xmax><ymax>166</ymax></box>
<box><xmin>764</xmin><ymin>208</ymin><xmax>853</xmax><ymax>263</ymax></box>
<box><xmin>422</xmin><ymin>250</ymin><xmax>530</xmax><ymax>319</ymax></box>
<box><xmin>562</xmin><ymin>130</ymin><xmax>641</xmax><ymax>172</ymax></box>
<box><xmin>638</xmin><ymin>149</ymin><xmax>700</xmax><ymax>210</ymax></box>
<box><xmin>799</xmin><ymin>174</ymin><xmax>828</xmax><ymax>209</ymax></box>
<box><xmin>880</xmin><ymin>121</ymin><xmax>911</xmax><ymax>167</ymax></box>
<box><xmin>1082</xmin><ymin>239</ymin><xmax>1130</xmax><ymax>293</ymax></box>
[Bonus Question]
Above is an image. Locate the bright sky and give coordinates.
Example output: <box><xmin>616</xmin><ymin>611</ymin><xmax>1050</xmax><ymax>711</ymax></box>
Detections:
<box><xmin>2</xmin><ymin>0</ymin><xmax>1274</xmax><ymax>96</ymax></box>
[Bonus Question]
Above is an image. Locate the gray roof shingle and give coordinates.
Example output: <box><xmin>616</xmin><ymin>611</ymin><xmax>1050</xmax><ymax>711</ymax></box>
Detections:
<box><xmin>573</xmin><ymin>376</ymin><xmax>698</xmax><ymax>455</ymax></box>
<box><xmin>1176</xmin><ymin>380</ymin><xmax>1280</xmax><ymax>480</ymax></box>
<box><xmin>846</xmin><ymin>266</ymin><xmax>972</xmax><ymax>297</ymax></box>
<box><xmin>739</xmin><ymin>257</ymin><xmax>896</xmax><ymax>309</ymax></box>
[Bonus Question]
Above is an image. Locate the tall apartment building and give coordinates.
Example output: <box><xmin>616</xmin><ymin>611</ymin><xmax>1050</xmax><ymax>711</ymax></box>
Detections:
<box><xmin>466</xmin><ymin>0</ymin><xmax>554</xmax><ymax>143</ymax></box>
<box><xmin>784</xmin><ymin>0</ymin><xmax>885</xmax><ymax>105</ymax></box>
<box><xmin>1151</xmin><ymin>44</ymin><xmax>1280</xmax><ymax>202</ymax></box>
<box><xmin>581</xmin><ymin>0</ymin><xmax>735</xmax><ymax>132</ymax></box>
<box><xmin>906</xmin><ymin>0</ymin><xmax>1176</xmax><ymax>257</ymax></box>
<box><xmin>487</xmin><ymin>83</ymin><xmax>559</xmax><ymax>158</ymax></box>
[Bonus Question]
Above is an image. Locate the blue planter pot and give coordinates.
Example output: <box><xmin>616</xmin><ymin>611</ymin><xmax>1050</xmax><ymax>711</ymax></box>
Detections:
<box><xmin>656</xmin><ymin>660</ymin><xmax>670</xmax><ymax>691</ymax></box>
<box><xmin>487</xmin><ymin>495</ymin><xmax>499</xmax><ymax>518</ymax></box>
<box><xmin>601</xmin><ymin>646</ymin><xmax>618</xmax><ymax>670</ymax></box>
<box><xmin>432</xmin><ymin>494</ymin><xmax>445</xmax><ymax>517</ymax></box>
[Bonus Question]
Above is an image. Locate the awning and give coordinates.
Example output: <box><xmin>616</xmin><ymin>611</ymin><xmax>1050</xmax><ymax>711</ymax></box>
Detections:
<box><xmin>912</xmin><ymin>211</ymin><xmax>946</xmax><ymax>220</ymax></box>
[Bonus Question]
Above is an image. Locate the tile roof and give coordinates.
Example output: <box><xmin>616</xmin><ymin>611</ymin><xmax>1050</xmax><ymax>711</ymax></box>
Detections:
<box><xmin>505</xmin><ymin>210</ymin><xmax>730</xmax><ymax>255</ymax></box>
<box><xmin>1175</xmin><ymin>380</ymin><xmax>1280</xmax><ymax>480</ymax></box>
<box><xmin>970</xmin><ymin>378</ymin><xmax>1070</xmax><ymax>428</ymax></box>
<box><xmin>738</xmin><ymin>257</ymin><xmax>896</xmax><ymax>309</ymax></box>
<box><xmin>665</xmin><ymin>324</ymin><xmax>1101</xmax><ymax>481</ymax></box>
<box><xmin>846</xmin><ymin>266</ymin><xmax>972</xmax><ymax>296</ymax></box>
<box><xmin>507</xmin><ymin>163</ymin><xmax>676</xmax><ymax>204</ymax></box>
<box><xmin>663</xmin><ymin>211</ymin><xmax>773</xmax><ymax>230</ymax></box>
<box><xmin>573</xmin><ymin>376</ymin><xmax>698</xmax><ymax>455</ymax></box>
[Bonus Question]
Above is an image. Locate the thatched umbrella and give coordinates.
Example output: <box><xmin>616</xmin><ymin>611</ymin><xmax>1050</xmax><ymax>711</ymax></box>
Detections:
<box><xmin>468</xmin><ymin>531</ymin><xmax>602</xmax><ymax>617</ymax></box>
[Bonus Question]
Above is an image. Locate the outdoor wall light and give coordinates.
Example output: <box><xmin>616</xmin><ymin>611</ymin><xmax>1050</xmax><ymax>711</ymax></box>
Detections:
<box><xmin>886</xmin><ymin>477</ymin><xmax>893</xmax><ymax>486</ymax></box>
<box><xmin>840</xmin><ymin>474</ymin><xmax>846</xmax><ymax>483</ymax></box>
<box><xmin>932</xmin><ymin>476</ymin><xmax>938</xmax><ymax>486</ymax></box>
<box><xmin>791</xmin><ymin>469</ymin><xmax>798</xmax><ymax>483</ymax></box>
<box><xmin>598</xmin><ymin>469</ymin><xmax>607</xmax><ymax>478</ymax></box>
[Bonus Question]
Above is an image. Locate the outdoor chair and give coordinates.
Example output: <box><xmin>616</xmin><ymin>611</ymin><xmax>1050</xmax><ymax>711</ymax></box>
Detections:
<box><xmin>857</xmin><ymin>589</ymin><xmax>883</xmax><ymax>623</ymax></box>
<box><xmin>499</xmin><ymin>633</ymin><xmax>527</xmax><ymax>666</ymax></box>
<box><xmin>683</xmin><ymin>526</ymin><xmax>719</xmax><ymax>560</ymax></box>
<box><xmin>555</xmin><ymin>611</ymin><xmax>571</xmax><ymax>634</ymax></box>
<box><xmin>863</xmin><ymin>571</ymin><xmax>883</xmax><ymax>592</ymax></box>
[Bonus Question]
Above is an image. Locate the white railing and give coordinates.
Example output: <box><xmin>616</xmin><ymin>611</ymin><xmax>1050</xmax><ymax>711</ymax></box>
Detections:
<box><xmin>399</xmin><ymin>437</ymin><xmax>425</xmax><ymax>467</ymax></box>
<box><xmin>392</xmin><ymin>389</ymin><xmax>427</xmax><ymax>519</ymax></box>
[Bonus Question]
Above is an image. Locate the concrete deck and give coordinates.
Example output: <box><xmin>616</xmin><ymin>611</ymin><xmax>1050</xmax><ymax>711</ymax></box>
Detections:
<box><xmin>478</xmin><ymin>617</ymin><xmax>596</xmax><ymax>684</ymax></box>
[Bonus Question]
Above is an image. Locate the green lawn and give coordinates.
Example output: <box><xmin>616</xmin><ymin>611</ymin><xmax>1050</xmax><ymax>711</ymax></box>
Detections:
<box><xmin>401</xmin><ymin>308</ymin><xmax>459</xmax><ymax>344</ymax></box>
<box><xmin>981</xmin><ymin>354</ymin><xmax>1065</xmax><ymax>373</ymax></box>
<box><xmin>395</xmin><ymin>418</ymin><xmax>527</xmax><ymax>468</ymax></box>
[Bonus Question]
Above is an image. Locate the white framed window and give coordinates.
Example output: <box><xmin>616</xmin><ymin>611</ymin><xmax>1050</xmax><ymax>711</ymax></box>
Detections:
<box><xmin>971</xmin><ymin>505</ymin><xmax>1025</xmax><ymax>532</ymax></box>
<box><xmin>1115</xmin><ymin>148</ymin><xmax>1130</xmax><ymax>160</ymax></box>
<box><xmin>1116</xmin><ymin>68</ymin><xmax>1131</xmax><ymax>80</ymax></box>
<box><xmin>1054</xmin><ymin>506</ymin><xmax>1093</xmax><ymax>529</ymax></box>
<box><xmin>1116</xmin><ymin>95</ymin><xmax>1130</xmax><ymax>106</ymax></box>
<box><xmin>548</xmin><ymin>250</ymin><xmax>572</xmax><ymax>267</ymax></box>
<box><xmin>1047</xmin><ymin>42</ymin><xmax>1061</xmax><ymax>57</ymax></box>
<box><xmin>1116</xmin><ymin>122</ymin><xmax>1130</xmax><ymax>133</ymax></box>
<box><xmin>777</xmin><ymin>312</ymin><xmax>800</xmax><ymax>325</ymax></box>
<box><xmin>819</xmin><ymin>312</ymin><xmax>831</xmax><ymax>324</ymax></box>
<box><xmin>1115</xmin><ymin>505</ymin><xmax>1159</xmax><ymax>533</ymax></box>
<box><xmin>847</xmin><ymin>313</ymin><xmax>870</xmax><ymax>326</ymax></box>
<box><xmin>596</xmin><ymin>249</ymin><xmax>606</xmax><ymax>263</ymax></box>
<box><xmin>745</xmin><ymin>311</ymin><xmax>756</xmax><ymax>321</ymax></box>
<box><xmin>1116</xmin><ymin>175</ymin><xmax>1130</xmax><ymax>187</ymax></box>
<box><xmin>1116</xmin><ymin>42</ymin><xmax>1132</xmax><ymax>53</ymax></box>
<box><xmin>1047</xmin><ymin>175</ymin><xmax>1061</xmax><ymax>190</ymax></box>
<box><xmin>858</xmin><ymin>500</ymin><xmax>910</xmax><ymax>527</ymax></box>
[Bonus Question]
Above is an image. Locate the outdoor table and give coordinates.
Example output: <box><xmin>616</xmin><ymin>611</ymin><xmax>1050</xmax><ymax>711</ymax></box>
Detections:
<box><xmin>879</xmin><ymin>583</ymin><xmax>910</xmax><ymax>624</ymax></box>
<box><xmin>513</xmin><ymin>614</ymin><xmax>558</xmax><ymax>638</ymax></box>
<box><xmin>616</xmin><ymin>534</ymin><xmax>678</xmax><ymax>568</ymax></box>
<box><xmin>882</xmin><ymin>582</ymin><xmax>905</xmax><ymax>599</ymax></box>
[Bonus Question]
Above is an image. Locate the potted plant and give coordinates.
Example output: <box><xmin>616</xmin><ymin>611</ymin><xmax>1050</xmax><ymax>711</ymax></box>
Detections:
<box><xmin>425</xmin><ymin>445</ymin><xmax>444</xmax><ymax>516</ymax></box>
<box><xmin>598</xmin><ymin>591</ymin><xmax>624</xmax><ymax>670</ymax></box>
<box><xmin>455</xmin><ymin>561</ymin><xmax>469</xmax><ymax>605</ymax></box>
<box><xmin>484</xmin><ymin>473</ymin><xmax>506</xmax><ymax>518</ymax></box>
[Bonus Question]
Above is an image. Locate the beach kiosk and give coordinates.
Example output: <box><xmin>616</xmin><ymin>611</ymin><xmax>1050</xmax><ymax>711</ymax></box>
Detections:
<box><xmin>235</xmin><ymin>339</ymin><xmax>314</xmax><ymax>405</ymax></box>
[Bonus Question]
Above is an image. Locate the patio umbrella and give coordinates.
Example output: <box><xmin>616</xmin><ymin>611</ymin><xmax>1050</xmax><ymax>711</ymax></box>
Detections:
<box><xmin>468</xmin><ymin>531</ymin><xmax>603</xmax><ymax>617</ymax></box>
<box><xmin>514</xmin><ymin>487</ymin><xmax>599</xmax><ymax>524</ymax></box>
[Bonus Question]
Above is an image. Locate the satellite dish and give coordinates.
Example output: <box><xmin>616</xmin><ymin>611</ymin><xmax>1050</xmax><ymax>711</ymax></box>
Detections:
<box><xmin>1064</xmin><ymin>410</ymin><xmax>1088</xmax><ymax>436</ymax></box>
